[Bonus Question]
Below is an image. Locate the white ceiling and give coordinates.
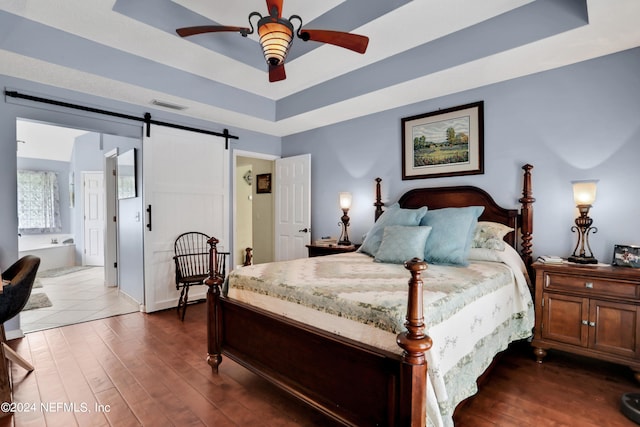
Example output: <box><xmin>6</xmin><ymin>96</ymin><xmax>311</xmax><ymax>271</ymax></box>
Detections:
<box><xmin>16</xmin><ymin>120</ymin><xmax>88</xmax><ymax>161</ymax></box>
<box><xmin>1</xmin><ymin>0</ymin><xmax>639</xmax><ymax>138</ymax></box>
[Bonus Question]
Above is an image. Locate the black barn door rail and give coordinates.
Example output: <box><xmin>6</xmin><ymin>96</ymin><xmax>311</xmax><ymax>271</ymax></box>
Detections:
<box><xmin>5</xmin><ymin>90</ymin><xmax>239</xmax><ymax>149</ymax></box>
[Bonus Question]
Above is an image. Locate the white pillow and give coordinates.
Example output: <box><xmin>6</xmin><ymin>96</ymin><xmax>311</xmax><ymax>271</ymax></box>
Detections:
<box><xmin>471</xmin><ymin>221</ymin><xmax>514</xmax><ymax>251</ymax></box>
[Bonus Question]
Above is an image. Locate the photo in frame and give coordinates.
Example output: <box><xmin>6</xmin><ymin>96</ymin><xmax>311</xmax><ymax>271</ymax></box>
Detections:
<box><xmin>256</xmin><ymin>173</ymin><xmax>272</xmax><ymax>194</ymax></box>
<box><xmin>401</xmin><ymin>101</ymin><xmax>484</xmax><ymax>180</ymax></box>
<box><xmin>612</xmin><ymin>244</ymin><xmax>640</xmax><ymax>268</ymax></box>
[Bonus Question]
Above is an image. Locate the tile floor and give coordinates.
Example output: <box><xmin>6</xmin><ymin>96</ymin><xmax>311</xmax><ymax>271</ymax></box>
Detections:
<box><xmin>20</xmin><ymin>266</ymin><xmax>140</xmax><ymax>333</ymax></box>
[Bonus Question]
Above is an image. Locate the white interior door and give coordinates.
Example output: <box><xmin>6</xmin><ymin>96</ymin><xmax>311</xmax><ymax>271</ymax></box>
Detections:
<box><xmin>142</xmin><ymin>126</ymin><xmax>229</xmax><ymax>313</ymax></box>
<box><xmin>83</xmin><ymin>171</ymin><xmax>105</xmax><ymax>266</ymax></box>
<box><xmin>275</xmin><ymin>154</ymin><xmax>311</xmax><ymax>261</ymax></box>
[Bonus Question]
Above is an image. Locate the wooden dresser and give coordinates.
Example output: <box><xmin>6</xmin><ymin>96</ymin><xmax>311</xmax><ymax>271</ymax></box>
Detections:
<box><xmin>531</xmin><ymin>262</ymin><xmax>640</xmax><ymax>380</ymax></box>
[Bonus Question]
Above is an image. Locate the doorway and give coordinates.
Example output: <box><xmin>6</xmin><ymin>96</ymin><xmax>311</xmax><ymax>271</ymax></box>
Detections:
<box><xmin>234</xmin><ymin>151</ymin><xmax>277</xmax><ymax>267</ymax></box>
<box><xmin>16</xmin><ymin>118</ymin><xmax>141</xmax><ymax>332</ymax></box>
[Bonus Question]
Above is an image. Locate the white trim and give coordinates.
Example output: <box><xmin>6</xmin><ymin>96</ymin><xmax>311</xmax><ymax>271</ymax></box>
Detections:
<box><xmin>5</xmin><ymin>328</ymin><xmax>25</xmax><ymax>340</ymax></box>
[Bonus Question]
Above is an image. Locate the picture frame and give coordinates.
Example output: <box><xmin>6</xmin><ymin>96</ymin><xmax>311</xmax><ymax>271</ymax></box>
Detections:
<box><xmin>612</xmin><ymin>244</ymin><xmax>640</xmax><ymax>268</ymax></box>
<box><xmin>117</xmin><ymin>148</ymin><xmax>137</xmax><ymax>199</ymax></box>
<box><xmin>401</xmin><ymin>101</ymin><xmax>484</xmax><ymax>180</ymax></box>
<box><xmin>256</xmin><ymin>173</ymin><xmax>272</xmax><ymax>194</ymax></box>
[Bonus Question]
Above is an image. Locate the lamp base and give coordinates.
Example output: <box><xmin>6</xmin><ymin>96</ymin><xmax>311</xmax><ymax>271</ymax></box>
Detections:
<box><xmin>568</xmin><ymin>255</ymin><xmax>598</xmax><ymax>264</ymax></box>
<box><xmin>338</xmin><ymin>240</ymin><xmax>352</xmax><ymax>246</ymax></box>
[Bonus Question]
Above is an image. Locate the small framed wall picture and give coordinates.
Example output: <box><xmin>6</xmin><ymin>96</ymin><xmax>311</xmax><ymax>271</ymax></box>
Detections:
<box><xmin>256</xmin><ymin>173</ymin><xmax>272</xmax><ymax>194</ymax></box>
<box><xmin>612</xmin><ymin>244</ymin><xmax>640</xmax><ymax>268</ymax></box>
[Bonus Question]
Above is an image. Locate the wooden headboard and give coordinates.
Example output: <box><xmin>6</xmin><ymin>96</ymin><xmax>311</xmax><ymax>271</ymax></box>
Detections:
<box><xmin>374</xmin><ymin>164</ymin><xmax>535</xmax><ymax>267</ymax></box>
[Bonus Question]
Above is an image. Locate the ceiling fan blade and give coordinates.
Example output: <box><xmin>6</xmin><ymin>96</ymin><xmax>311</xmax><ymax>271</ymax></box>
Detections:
<box><xmin>269</xmin><ymin>63</ymin><xmax>286</xmax><ymax>82</ymax></box>
<box><xmin>176</xmin><ymin>25</ymin><xmax>250</xmax><ymax>38</ymax></box>
<box><xmin>266</xmin><ymin>0</ymin><xmax>283</xmax><ymax>18</ymax></box>
<box><xmin>298</xmin><ymin>29</ymin><xmax>369</xmax><ymax>54</ymax></box>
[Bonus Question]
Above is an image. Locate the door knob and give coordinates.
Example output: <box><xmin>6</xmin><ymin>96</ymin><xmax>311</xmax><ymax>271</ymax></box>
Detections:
<box><xmin>298</xmin><ymin>228</ymin><xmax>310</xmax><ymax>233</ymax></box>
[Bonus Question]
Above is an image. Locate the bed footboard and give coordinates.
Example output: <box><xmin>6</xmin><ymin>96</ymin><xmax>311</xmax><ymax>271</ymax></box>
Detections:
<box><xmin>397</xmin><ymin>258</ymin><xmax>432</xmax><ymax>425</ymax></box>
<box><xmin>205</xmin><ymin>243</ymin><xmax>431</xmax><ymax>427</ymax></box>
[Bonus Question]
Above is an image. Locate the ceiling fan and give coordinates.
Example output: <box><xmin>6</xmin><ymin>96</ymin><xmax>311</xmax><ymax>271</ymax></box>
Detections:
<box><xmin>176</xmin><ymin>0</ymin><xmax>369</xmax><ymax>82</ymax></box>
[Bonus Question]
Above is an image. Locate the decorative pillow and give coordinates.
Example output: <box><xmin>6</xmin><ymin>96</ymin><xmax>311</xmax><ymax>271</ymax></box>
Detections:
<box><xmin>358</xmin><ymin>203</ymin><xmax>428</xmax><ymax>256</ymax></box>
<box><xmin>471</xmin><ymin>221</ymin><xmax>514</xmax><ymax>251</ymax></box>
<box><xmin>419</xmin><ymin>206</ymin><xmax>484</xmax><ymax>266</ymax></box>
<box><xmin>468</xmin><ymin>247</ymin><xmax>503</xmax><ymax>263</ymax></box>
<box><xmin>374</xmin><ymin>225</ymin><xmax>432</xmax><ymax>264</ymax></box>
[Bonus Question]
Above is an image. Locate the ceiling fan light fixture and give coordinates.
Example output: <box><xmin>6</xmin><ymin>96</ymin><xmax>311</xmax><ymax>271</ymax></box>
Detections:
<box><xmin>257</xmin><ymin>18</ymin><xmax>294</xmax><ymax>66</ymax></box>
<box><xmin>176</xmin><ymin>1</ymin><xmax>369</xmax><ymax>82</ymax></box>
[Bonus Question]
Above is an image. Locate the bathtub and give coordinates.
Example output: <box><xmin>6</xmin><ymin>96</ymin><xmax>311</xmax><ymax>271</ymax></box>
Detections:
<box><xmin>18</xmin><ymin>234</ymin><xmax>76</xmax><ymax>271</ymax></box>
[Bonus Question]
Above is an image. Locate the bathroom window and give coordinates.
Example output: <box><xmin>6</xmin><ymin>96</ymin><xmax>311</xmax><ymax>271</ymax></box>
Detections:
<box><xmin>17</xmin><ymin>170</ymin><xmax>62</xmax><ymax>233</ymax></box>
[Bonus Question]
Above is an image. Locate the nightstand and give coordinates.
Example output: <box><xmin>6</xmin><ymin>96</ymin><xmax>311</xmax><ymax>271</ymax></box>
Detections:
<box><xmin>306</xmin><ymin>244</ymin><xmax>358</xmax><ymax>257</ymax></box>
<box><xmin>531</xmin><ymin>261</ymin><xmax>640</xmax><ymax>381</ymax></box>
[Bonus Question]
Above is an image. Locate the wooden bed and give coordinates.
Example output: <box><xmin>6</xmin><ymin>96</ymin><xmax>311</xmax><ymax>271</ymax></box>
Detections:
<box><xmin>205</xmin><ymin>164</ymin><xmax>535</xmax><ymax>427</ymax></box>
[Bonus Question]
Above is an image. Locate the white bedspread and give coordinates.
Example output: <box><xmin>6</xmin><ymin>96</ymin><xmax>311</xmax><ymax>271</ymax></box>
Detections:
<box><xmin>226</xmin><ymin>247</ymin><xmax>534</xmax><ymax>427</ymax></box>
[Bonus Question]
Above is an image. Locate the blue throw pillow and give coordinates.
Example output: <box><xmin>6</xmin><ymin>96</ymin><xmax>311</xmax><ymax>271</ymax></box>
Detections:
<box><xmin>358</xmin><ymin>203</ymin><xmax>428</xmax><ymax>256</ymax></box>
<box><xmin>374</xmin><ymin>225</ymin><xmax>432</xmax><ymax>264</ymax></box>
<box><xmin>419</xmin><ymin>206</ymin><xmax>484</xmax><ymax>266</ymax></box>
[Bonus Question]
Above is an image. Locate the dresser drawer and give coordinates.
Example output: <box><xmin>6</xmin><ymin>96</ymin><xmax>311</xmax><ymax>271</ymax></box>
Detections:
<box><xmin>544</xmin><ymin>272</ymin><xmax>639</xmax><ymax>299</ymax></box>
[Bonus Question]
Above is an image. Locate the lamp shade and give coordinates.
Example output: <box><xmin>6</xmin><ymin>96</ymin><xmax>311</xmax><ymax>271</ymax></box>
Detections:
<box><xmin>339</xmin><ymin>192</ymin><xmax>352</xmax><ymax>210</ymax></box>
<box><xmin>572</xmin><ymin>180</ymin><xmax>598</xmax><ymax>206</ymax></box>
<box><xmin>257</xmin><ymin>19</ymin><xmax>294</xmax><ymax>66</ymax></box>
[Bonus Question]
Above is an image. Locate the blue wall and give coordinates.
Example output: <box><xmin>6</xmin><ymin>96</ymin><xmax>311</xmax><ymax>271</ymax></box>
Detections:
<box><xmin>282</xmin><ymin>48</ymin><xmax>640</xmax><ymax>262</ymax></box>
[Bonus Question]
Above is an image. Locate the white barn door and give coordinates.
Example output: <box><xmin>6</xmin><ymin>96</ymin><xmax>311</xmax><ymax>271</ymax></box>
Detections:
<box><xmin>142</xmin><ymin>126</ymin><xmax>229</xmax><ymax>313</ymax></box>
<box><xmin>275</xmin><ymin>154</ymin><xmax>311</xmax><ymax>261</ymax></box>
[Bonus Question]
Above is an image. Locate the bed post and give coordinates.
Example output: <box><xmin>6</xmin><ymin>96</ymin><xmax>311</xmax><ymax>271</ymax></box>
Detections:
<box><xmin>397</xmin><ymin>258</ymin><xmax>432</xmax><ymax>427</ymax></box>
<box><xmin>374</xmin><ymin>177</ymin><xmax>384</xmax><ymax>221</ymax></box>
<box><xmin>518</xmin><ymin>164</ymin><xmax>535</xmax><ymax>271</ymax></box>
<box><xmin>205</xmin><ymin>237</ymin><xmax>224</xmax><ymax>373</ymax></box>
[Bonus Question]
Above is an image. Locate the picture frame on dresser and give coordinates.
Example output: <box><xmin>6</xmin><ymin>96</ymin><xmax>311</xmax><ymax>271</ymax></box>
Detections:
<box><xmin>401</xmin><ymin>101</ymin><xmax>484</xmax><ymax>180</ymax></box>
<box><xmin>612</xmin><ymin>244</ymin><xmax>640</xmax><ymax>268</ymax></box>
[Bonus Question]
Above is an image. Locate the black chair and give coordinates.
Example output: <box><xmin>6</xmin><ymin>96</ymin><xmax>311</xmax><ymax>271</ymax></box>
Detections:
<box><xmin>173</xmin><ymin>233</ymin><xmax>230</xmax><ymax>321</ymax></box>
<box><xmin>0</xmin><ymin>255</ymin><xmax>41</xmax><ymax>375</ymax></box>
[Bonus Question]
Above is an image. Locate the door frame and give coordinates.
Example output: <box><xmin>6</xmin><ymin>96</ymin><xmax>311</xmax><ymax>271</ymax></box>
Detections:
<box><xmin>232</xmin><ymin>150</ymin><xmax>278</xmax><ymax>268</ymax></box>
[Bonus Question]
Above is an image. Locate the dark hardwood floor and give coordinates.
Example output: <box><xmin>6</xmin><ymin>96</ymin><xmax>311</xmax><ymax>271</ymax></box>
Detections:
<box><xmin>1</xmin><ymin>302</ymin><xmax>638</xmax><ymax>426</ymax></box>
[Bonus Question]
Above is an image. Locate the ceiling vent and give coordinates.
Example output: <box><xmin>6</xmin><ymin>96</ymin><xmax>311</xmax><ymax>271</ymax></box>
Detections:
<box><xmin>150</xmin><ymin>99</ymin><xmax>187</xmax><ymax>111</ymax></box>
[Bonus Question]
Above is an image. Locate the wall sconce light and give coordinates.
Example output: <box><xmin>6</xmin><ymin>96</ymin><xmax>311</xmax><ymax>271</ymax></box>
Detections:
<box><xmin>338</xmin><ymin>192</ymin><xmax>352</xmax><ymax>246</ymax></box>
<box><xmin>568</xmin><ymin>180</ymin><xmax>599</xmax><ymax>264</ymax></box>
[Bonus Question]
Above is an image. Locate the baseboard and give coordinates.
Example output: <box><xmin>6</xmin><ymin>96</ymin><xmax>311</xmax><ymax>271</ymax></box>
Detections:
<box><xmin>5</xmin><ymin>328</ymin><xmax>25</xmax><ymax>341</ymax></box>
<box><xmin>117</xmin><ymin>289</ymin><xmax>143</xmax><ymax>309</ymax></box>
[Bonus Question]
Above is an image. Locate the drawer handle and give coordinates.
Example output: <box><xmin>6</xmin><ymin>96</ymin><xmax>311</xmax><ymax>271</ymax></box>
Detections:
<box><xmin>584</xmin><ymin>282</ymin><xmax>594</xmax><ymax>289</ymax></box>
<box><xmin>582</xmin><ymin>320</ymin><xmax>588</xmax><ymax>325</ymax></box>
<box><xmin>589</xmin><ymin>321</ymin><xmax>596</xmax><ymax>327</ymax></box>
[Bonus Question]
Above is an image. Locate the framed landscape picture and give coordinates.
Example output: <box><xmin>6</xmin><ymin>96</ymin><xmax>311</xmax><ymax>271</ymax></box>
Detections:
<box><xmin>401</xmin><ymin>101</ymin><xmax>484</xmax><ymax>180</ymax></box>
